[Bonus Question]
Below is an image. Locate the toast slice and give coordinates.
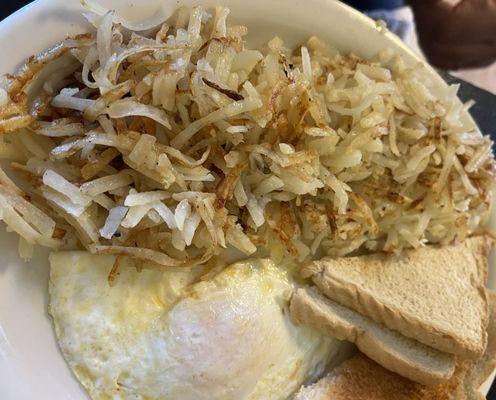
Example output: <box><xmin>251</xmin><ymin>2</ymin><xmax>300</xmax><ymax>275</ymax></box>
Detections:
<box><xmin>294</xmin><ymin>354</ymin><xmax>470</xmax><ymax>400</ymax></box>
<box><xmin>294</xmin><ymin>290</ymin><xmax>496</xmax><ymax>400</ymax></box>
<box><xmin>290</xmin><ymin>287</ymin><xmax>456</xmax><ymax>385</ymax></box>
<box><xmin>303</xmin><ymin>237</ymin><xmax>490</xmax><ymax>357</ymax></box>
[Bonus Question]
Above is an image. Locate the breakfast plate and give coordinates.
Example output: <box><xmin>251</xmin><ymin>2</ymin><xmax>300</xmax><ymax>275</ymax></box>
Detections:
<box><xmin>0</xmin><ymin>0</ymin><xmax>494</xmax><ymax>399</ymax></box>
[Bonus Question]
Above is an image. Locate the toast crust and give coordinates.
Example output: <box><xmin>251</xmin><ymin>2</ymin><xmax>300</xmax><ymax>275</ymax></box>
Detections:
<box><xmin>305</xmin><ymin>237</ymin><xmax>491</xmax><ymax>358</ymax></box>
<box><xmin>460</xmin><ymin>290</ymin><xmax>496</xmax><ymax>395</ymax></box>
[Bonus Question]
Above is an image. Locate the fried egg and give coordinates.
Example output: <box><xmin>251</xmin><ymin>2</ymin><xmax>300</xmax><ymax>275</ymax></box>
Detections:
<box><xmin>49</xmin><ymin>252</ymin><xmax>340</xmax><ymax>400</ymax></box>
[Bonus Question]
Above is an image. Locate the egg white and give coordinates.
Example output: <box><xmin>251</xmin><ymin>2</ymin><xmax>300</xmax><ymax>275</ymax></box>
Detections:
<box><xmin>49</xmin><ymin>252</ymin><xmax>340</xmax><ymax>400</ymax></box>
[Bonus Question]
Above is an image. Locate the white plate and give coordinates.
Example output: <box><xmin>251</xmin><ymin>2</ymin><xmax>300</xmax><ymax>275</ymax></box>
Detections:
<box><xmin>0</xmin><ymin>1</ymin><xmax>494</xmax><ymax>398</ymax></box>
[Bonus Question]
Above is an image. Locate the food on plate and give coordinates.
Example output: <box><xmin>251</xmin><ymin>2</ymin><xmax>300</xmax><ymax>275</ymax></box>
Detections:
<box><xmin>49</xmin><ymin>252</ymin><xmax>339</xmax><ymax>399</ymax></box>
<box><xmin>295</xmin><ymin>355</ymin><xmax>467</xmax><ymax>400</ymax></box>
<box><xmin>0</xmin><ymin>2</ymin><xmax>495</xmax><ymax>399</ymax></box>
<box><xmin>0</xmin><ymin>2</ymin><xmax>494</xmax><ymax>269</ymax></box>
<box><xmin>290</xmin><ymin>286</ymin><xmax>456</xmax><ymax>385</ymax></box>
<box><xmin>301</xmin><ymin>236</ymin><xmax>491</xmax><ymax>357</ymax></box>
<box><xmin>464</xmin><ymin>292</ymin><xmax>496</xmax><ymax>397</ymax></box>
<box><xmin>294</xmin><ymin>290</ymin><xmax>496</xmax><ymax>400</ymax></box>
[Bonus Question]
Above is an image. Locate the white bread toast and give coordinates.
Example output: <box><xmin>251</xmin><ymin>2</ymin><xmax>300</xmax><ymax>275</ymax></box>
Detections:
<box><xmin>290</xmin><ymin>286</ymin><xmax>456</xmax><ymax>385</ymax></box>
<box><xmin>294</xmin><ymin>290</ymin><xmax>496</xmax><ymax>400</ymax></box>
<box><xmin>303</xmin><ymin>237</ymin><xmax>491</xmax><ymax>358</ymax></box>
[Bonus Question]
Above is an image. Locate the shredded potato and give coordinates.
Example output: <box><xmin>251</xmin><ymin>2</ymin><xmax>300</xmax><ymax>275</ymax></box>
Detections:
<box><xmin>0</xmin><ymin>4</ymin><xmax>493</xmax><ymax>267</ymax></box>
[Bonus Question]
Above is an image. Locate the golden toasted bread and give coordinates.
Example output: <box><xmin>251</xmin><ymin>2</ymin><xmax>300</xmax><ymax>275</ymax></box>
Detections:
<box><xmin>294</xmin><ymin>289</ymin><xmax>496</xmax><ymax>400</ymax></box>
<box><xmin>290</xmin><ymin>286</ymin><xmax>456</xmax><ymax>385</ymax></box>
<box><xmin>304</xmin><ymin>237</ymin><xmax>491</xmax><ymax>358</ymax></box>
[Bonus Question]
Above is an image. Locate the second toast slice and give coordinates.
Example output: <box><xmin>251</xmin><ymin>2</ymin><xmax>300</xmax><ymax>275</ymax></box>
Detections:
<box><xmin>290</xmin><ymin>286</ymin><xmax>456</xmax><ymax>385</ymax></box>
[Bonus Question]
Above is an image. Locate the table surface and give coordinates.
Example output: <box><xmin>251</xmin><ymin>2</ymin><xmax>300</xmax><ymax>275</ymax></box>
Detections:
<box><xmin>0</xmin><ymin>1</ymin><xmax>495</xmax><ymax>398</ymax></box>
